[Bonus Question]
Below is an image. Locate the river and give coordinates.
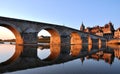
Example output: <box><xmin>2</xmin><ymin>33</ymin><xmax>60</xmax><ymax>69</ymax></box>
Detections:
<box><xmin>0</xmin><ymin>44</ymin><xmax>120</xmax><ymax>74</ymax></box>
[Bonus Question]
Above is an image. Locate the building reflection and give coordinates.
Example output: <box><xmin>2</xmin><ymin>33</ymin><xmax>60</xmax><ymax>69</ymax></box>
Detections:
<box><xmin>86</xmin><ymin>50</ymin><xmax>114</xmax><ymax>64</ymax></box>
<box><xmin>86</xmin><ymin>44</ymin><xmax>120</xmax><ymax>65</ymax></box>
<box><xmin>80</xmin><ymin>57</ymin><xmax>85</xmax><ymax>64</ymax></box>
<box><xmin>107</xmin><ymin>44</ymin><xmax>120</xmax><ymax>60</ymax></box>
<box><xmin>114</xmin><ymin>49</ymin><xmax>120</xmax><ymax>59</ymax></box>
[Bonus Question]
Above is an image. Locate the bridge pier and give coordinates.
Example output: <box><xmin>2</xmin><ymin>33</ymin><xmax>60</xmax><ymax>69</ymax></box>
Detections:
<box><xmin>92</xmin><ymin>39</ymin><xmax>99</xmax><ymax>45</ymax></box>
<box><xmin>20</xmin><ymin>45</ymin><xmax>38</xmax><ymax>58</ymax></box>
<box><xmin>81</xmin><ymin>36</ymin><xmax>92</xmax><ymax>45</ymax></box>
<box><xmin>22</xmin><ymin>32</ymin><xmax>38</xmax><ymax>44</ymax></box>
<box><xmin>81</xmin><ymin>37</ymin><xmax>88</xmax><ymax>44</ymax></box>
<box><xmin>88</xmin><ymin>36</ymin><xmax>92</xmax><ymax>45</ymax></box>
<box><xmin>101</xmin><ymin>40</ymin><xmax>106</xmax><ymax>45</ymax></box>
<box><xmin>61</xmin><ymin>35</ymin><xmax>70</xmax><ymax>45</ymax></box>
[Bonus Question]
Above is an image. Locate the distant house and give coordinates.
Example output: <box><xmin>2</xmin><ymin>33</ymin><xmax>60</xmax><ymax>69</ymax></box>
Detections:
<box><xmin>95</xmin><ymin>30</ymin><xmax>103</xmax><ymax>36</ymax></box>
<box><xmin>114</xmin><ymin>28</ymin><xmax>120</xmax><ymax>39</ymax></box>
<box><xmin>80</xmin><ymin>22</ymin><xmax>117</xmax><ymax>40</ymax></box>
<box><xmin>101</xmin><ymin>22</ymin><xmax>114</xmax><ymax>34</ymax></box>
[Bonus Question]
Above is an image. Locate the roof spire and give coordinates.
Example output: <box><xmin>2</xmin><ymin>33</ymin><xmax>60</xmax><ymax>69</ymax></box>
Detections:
<box><xmin>80</xmin><ymin>22</ymin><xmax>85</xmax><ymax>31</ymax></box>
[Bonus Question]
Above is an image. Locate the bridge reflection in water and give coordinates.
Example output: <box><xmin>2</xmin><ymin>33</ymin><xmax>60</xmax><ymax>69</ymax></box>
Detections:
<box><xmin>0</xmin><ymin>44</ymin><xmax>120</xmax><ymax>74</ymax></box>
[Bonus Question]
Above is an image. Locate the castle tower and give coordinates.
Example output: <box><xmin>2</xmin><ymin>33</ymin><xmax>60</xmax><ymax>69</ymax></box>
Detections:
<box><xmin>108</xmin><ymin>21</ymin><xmax>115</xmax><ymax>33</ymax></box>
<box><xmin>80</xmin><ymin>22</ymin><xmax>85</xmax><ymax>31</ymax></box>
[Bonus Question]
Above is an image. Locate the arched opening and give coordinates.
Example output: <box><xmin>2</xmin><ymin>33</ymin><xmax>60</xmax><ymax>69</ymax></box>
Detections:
<box><xmin>70</xmin><ymin>45</ymin><xmax>82</xmax><ymax>57</ymax></box>
<box><xmin>0</xmin><ymin>44</ymin><xmax>15</xmax><ymax>64</ymax></box>
<box><xmin>98</xmin><ymin>38</ymin><xmax>102</xmax><ymax>45</ymax></box>
<box><xmin>0</xmin><ymin>44</ymin><xmax>23</xmax><ymax>65</ymax></box>
<box><xmin>0</xmin><ymin>25</ymin><xmax>23</xmax><ymax>44</ymax></box>
<box><xmin>88</xmin><ymin>35</ymin><xmax>92</xmax><ymax>45</ymax></box>
<box><xmin>43</xmin><ymin>45</ymin><xmax>60</xmax><ymax>61</ymax></box>
<box><xmin>37</xmin><ymin>45</ymin><xmax>51</xmax><ymax>60</ymax></box>
<box><xmin>37</xmin><ymin>44</ymin><xmax>60</xmax><ymax>61</ymax></box>
<box><xmin>88</xmin><ymin>44</ymin><xmax>92</xmax><ymax>52</ymax></box>
<box><xmin>70</xmin><ymin>32</ymin><xmax>82</xmax><ymax>45</ymax></box>
<box><xmin>38</xmin><ymin>29</ymin><xmax>61</xmax><ymax>45</ymax></box>
<box><xmin>98</xmin><ymin>44</ymin><xmax>102</xmax><ymax>49</ymax></box>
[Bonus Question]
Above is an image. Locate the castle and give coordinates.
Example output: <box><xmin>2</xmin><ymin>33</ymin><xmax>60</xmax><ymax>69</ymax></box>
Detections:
<box><xmin>80</xmin><ymin>22</ymin><xmax>120</xmax><ymax>40</ymax></box>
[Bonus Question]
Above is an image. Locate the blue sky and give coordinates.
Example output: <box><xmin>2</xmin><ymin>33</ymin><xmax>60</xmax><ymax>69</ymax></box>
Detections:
<box><xmin>0</xmin><ymin>0</ymin><xmax>120</xmax><ymax>39</ymax></box>
<box><xmin>0</xmin><ymin>0</ymin><xmax>120</xmax><ymax>29</ymax></box>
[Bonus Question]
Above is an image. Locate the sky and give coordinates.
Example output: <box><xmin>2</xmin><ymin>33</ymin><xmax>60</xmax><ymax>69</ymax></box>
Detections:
<box><xmin>0</xmin><ymin>0</ymin><xmax>120</xmax><ymax>39</ymax></box>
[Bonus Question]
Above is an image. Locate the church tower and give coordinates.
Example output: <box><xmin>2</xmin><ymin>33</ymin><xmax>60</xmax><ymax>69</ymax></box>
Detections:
<box><xmin>80</xmin><ymin>22</ymin><xmax>85</xmax><ymax>31</ymax></box>
<box><xmin>108</xmin><ymin>21</ymin><xmax>115</xmax><ymax>33</ymax></box>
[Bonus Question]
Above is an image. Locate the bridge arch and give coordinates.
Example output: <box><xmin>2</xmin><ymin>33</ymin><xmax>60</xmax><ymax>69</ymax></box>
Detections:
<box><xmin>38</xmin><ymin>28</ymin><xmax>61</xmax><ymax>44</ymax></box>
<box><xmin>0</xmin><ymin>45</ymin><xmax>23</xmax><ymax>66</ymax></box>
<box><xmin>41</xmin><ymin>44</ymin><xmax>60</xmax><ymax>61</ymax></box>
<box><xmin>0</xmin><ymin>24</ymin><xmax>23</xmax><ymax>44</ymax></box>
<box><xmin>70</xmin><ymin>45</ymin><xmax>82</xmax><ymax>57</ymax></box>
<box><xmin>98</xmin><ymin>38</ymin><xmax>102</xmax><ymax>45</ymax></box>
<box><xmin>88</xmin><ymin>35</ymin><xmax>92</xmax><ymax>45</ymax></box>
<box><xmin>70</xmin><ymin>32</ymin><xmax>82</xmax><ymax>44</ymax></box>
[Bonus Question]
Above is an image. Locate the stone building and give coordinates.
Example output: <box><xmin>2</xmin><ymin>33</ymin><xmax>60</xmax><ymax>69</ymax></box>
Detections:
<box><xmin>80</xmin><ymin>22</ymin><xmax>117</xmax><ymax>40</ymax></box>
<box><xmin>114</xmin><ymin>28</ymin><xmax>120</xmax><ymax>39</ymax></box>
<box><xmin>101</xmin><ymin>22</ymin><xmax>114</xmax><ymax>34</ymax></box>
<box><xmin>95</xmin><ymin>30</ymin><xmax>103</xmax><ymax>37</ymax></box>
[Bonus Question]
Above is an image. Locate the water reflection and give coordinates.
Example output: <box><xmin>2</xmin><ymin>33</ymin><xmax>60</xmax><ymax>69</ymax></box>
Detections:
<box><xmin>0</xmin><ymin>44</ymin><xmax>120</xmax><ymax>74</ymax></box>
<box><xmin>43</xmin><ymin>44</ymin><xmax>60</xmax><ymax>61</ymax></box>
<box><xmin>108</xmin><ymin>44</ymin><xmax>120</xmax><ymax>60</ymax></box>
<box><xmin>37</xmin><ymin>45</ymin><xmax>51</xmax><ymax>60</ymax></box>
<box><xmin>0</xmin><ymin>44</ymin><xmax>23</xmax><ymax>65</ymax></box>
<box><xmin>0</xmin><ymin>44</ymin><xmax>15</xmax><ymax>63</ymax></box>
<box><xmin>70</xmin><ymin>45</ymin><xmax>82</xmax><ymax>57</ymax></box>
<box><xmin>86</xmin><ymin>50</ymin><xmax>114</xmax><ymax>64</ymax></box>
<box><xmin>98</xmin><ymin>44</ymin><xmax>102</xmax><ymax>49</ymax></box>
<box><xmin>88</xmin><ymin>44</ymin><xmax>92</xmax><ymax>52</ymax></box>
<box><xmin>37</xmin><ymin>44</ymin><xmax>61</xmax><ymax>61</ymax></box>
<box><xmin>107</xmin><ymin>44</ymin><xmax>120</xmax><ymax>49</ymax></box>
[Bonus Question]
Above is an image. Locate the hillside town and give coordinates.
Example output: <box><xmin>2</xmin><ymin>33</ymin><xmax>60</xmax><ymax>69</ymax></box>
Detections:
<box><xmin>80</xmin><ymin>22</ymin><xmax>120</xmax><ymax>40</ymax></box>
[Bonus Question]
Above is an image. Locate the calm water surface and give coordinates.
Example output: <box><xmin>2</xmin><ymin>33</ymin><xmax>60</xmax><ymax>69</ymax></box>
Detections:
<box><xmin>0</xmin><ymin>43</ymin><xmax>120</xmax><ymax>74</ymax></box>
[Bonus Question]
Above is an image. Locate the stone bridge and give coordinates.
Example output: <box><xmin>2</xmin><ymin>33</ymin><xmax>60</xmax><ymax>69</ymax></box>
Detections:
<box><xmin>0</xmin><ymin>16</ymin><xmax>106</xmax><ymax>45</ymax></box>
